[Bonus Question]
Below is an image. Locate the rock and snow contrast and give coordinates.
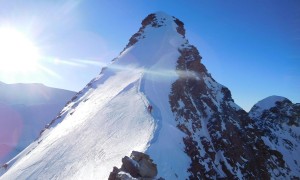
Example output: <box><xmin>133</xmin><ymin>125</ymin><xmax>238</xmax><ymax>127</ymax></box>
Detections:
<box><xmin>108</xmin><ymin>151</ymin><xmax>160</xmax><ymax>180</ymax></box>
<box><xmin>249</xmin><ymin>96</ymin><xmax>300</xmax><ymax>178</ymax></box>
<box><xmin>0</xmin><ymin>12</ymin><xmax>299</xmax><ymax>179</ymax></box>
<box><xmin>0</xmin><ymin>82</ymin><xmax>75</xmax><ymax>164</ymax></box>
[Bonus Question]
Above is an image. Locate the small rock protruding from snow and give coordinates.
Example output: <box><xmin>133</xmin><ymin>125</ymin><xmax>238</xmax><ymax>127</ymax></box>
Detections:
<box><xmin>108</xmin><ymin>151</ymin><xmax>161</xmax><ymax>180</ymax></box>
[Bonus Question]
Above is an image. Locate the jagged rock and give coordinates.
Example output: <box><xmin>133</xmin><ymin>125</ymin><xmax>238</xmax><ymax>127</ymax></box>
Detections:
<box><xmin>121</xmin><ymin>156</ymin><xmax>140</xmax><ymax>178</ymax></box>
<box><xmin>109</xmin><ymin>151</ymin><xmax>159</xmax><ymax>180</ymax></box>
<box><xmin>173</xmin><ymin>17</ymin><xmax>185</xmax><ymax>37</ymax></box>
<box><xmin>108</xmin><ymin>167</ymin><xmax>121</xmax><ymax>180</ymax></box>
<box><xmin>131</xmin><ymin>151</ymin><xmax>157</xmax><ymax>178</ymax></box>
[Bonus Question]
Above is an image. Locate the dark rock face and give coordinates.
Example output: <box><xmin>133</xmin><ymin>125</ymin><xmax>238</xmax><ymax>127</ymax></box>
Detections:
<box><xmin>169</xmin><ymin>44</ymin><xmax>289</xmax><ymax>179</ymax></box>
<box><xmin>141</xmin><ymin>14</ymin><xmax>162</xmax><ymax>28</ymax></box>
<box><xmin>108</xmin><ymin>151</ymin><xmax>160</xmax><ymax>180</ymax></box>
<box><xmin>173</xmin><ymin>17</ymin><xmax>185</xmax><ymax>37</ymax></box>
<box><xmin>121</xmin><ymin>156</ymin><xmax>140</xmax><ymax>178</ymax></box>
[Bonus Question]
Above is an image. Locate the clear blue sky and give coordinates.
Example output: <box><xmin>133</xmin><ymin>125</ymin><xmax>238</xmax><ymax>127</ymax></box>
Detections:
<box><xmin>0</xmin><ymin>0</ymin><xmax>299</xmax><ymax>111</ymax></box>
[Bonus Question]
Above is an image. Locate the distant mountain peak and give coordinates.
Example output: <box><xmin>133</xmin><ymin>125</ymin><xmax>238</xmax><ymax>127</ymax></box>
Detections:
<box><xmin>249</xmin><ymin>96</ymin><xmax>300</xmax><ymax>177</ymax></box>
<box><xmin>254</xmin><ymin>95</ymin><xmax>288</xmax><ymax>109</ymax></box>
<box><xmin>249</xmin><ymin>95</ymin><xmax>289</xmax><ymax>118</ymax></box>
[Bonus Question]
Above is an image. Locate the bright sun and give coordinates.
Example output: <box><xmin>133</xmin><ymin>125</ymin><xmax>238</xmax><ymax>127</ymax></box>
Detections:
<box><xmin>0</xmin><ymin>27</ymin><xmax>40</xmax><ymax>73</ymax></box>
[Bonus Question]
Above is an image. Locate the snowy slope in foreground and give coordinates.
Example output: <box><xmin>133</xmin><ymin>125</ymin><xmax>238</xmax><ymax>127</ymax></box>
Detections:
<box><xmin>0</xmin><ymin>82</ymin><xmax>75</xmax><ymax>164</ymax></box>
<box><xmin>1</xmin><ymin>68</ymin><xmax>155</xmax><ymax>179</ymax></box>
<box><xmin>1</xmin><ymin>12</ymin><xmax>190</xmax><ymax>179</ymax></box>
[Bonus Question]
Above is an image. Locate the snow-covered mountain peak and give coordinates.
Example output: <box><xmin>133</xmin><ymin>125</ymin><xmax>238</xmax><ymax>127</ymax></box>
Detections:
<box><xmin>249</xmin><ymin>97</ymin><xmax>300</xmax><ymax>177</ymax></box>
<box><xmin>141</xmin><ymin>12</ymin><xmax>171</xmax><ymax>27</ymax></box>
<box><xmin>1</xmin><ymin>13</ymin><xmax>299</xmax><ymax>179</ymax></box>
<box><xmin>254</xmin><ymin>95</ymin><xmax>287</xmax><ymax>110</ymax></box>
<box><xmin>249</xmin><ymin>95</ymin><xmax>299</xmax><ymax>127</ymax></box>
<box><xmin>117</xmin><ymin>12</ymin><xmax>186</xmax><ymax>63</ymax></box>
<box><xmin>140</xmin><ymin>12</ymin><xmax>185</xmax><ymax>35</ymax></box>
<box><xmin>249</xmin><ymin>95</ymin><xmax>288</xmax><ymax>118</ymax></box>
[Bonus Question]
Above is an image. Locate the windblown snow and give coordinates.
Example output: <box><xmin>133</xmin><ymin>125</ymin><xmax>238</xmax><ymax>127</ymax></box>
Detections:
<box><xmin>0</xmin><ymin>12</ymin><xmax>190</xmax><ymax>179</ymax></box>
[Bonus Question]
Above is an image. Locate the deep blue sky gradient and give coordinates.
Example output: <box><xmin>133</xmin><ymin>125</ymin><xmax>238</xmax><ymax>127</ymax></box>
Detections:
<box><xmin>0</xmin><ymin>0</ymin><xmax>299</xmax><ymax>110</ymax></box>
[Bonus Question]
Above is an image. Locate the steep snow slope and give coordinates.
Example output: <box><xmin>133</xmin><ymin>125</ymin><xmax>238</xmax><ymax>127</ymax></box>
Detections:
<box><xmin>0</xmin><ymin>82</ymin><xmax>75</xmax><ymax>164</ymax></box>
<box><xmin>249</xmin><ymin>96</ymin><xmax>300</xmax><ymax>178</ymax></box>
<box><xmin>1</xmin><ymin>68</ymin><xmax>156</xmax><ymax>179</ymax></box>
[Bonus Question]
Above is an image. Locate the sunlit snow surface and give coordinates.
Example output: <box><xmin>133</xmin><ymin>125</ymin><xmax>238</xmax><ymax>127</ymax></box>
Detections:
<box><xmin>1</xmin><ymin>12</ymin><xmax>191</xmax><ymax>179</ymax></box>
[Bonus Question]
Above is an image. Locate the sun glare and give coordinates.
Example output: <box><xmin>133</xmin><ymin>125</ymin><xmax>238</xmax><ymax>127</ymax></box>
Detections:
<box><xmin>0</xmin><ymin>27</ymin><xmax>40</xmax><ymax>73</ymax></box>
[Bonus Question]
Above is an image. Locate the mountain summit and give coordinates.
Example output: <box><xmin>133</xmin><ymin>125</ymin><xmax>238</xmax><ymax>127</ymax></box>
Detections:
<box><xmin>1</xmin><ymin>12</ymin><xmax>299</xmax><ymax>179</ymax></box>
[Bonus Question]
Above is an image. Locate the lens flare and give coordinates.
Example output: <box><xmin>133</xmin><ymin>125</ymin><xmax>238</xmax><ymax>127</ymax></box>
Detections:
<box><xmin>0</xmin><ymin>27</ymin><xmax>40</xmax><ymax>73</ymax></box>
<box><xmin>0</xmin><ymin>104</ymin><xmax>23</xmax><ymax>162</ymax></box>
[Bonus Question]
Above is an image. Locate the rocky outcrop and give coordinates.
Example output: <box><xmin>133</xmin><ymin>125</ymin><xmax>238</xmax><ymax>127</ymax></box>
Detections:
<box><xmin>108</xmin><ymin>151</ymin><xmax>161</xmax><ymax>180</ymax></box>
<box><xmin>169</xmin><ymin>43</ymin><xmax>289</xmax><ymax>178</ymax></box>
<box><xmin>173</xmin><ymin>17</ymin><xmax>185</xmax><ymax>37</ymax></box>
